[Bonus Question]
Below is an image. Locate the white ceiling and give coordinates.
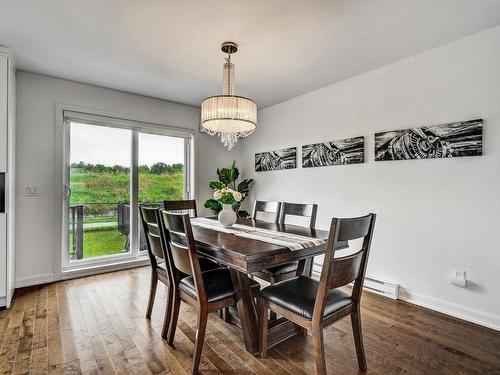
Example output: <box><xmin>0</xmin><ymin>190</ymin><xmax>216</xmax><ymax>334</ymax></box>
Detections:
<box><xmin>1</xmin><ymin>0</ymin><xmax>500</xmax><ymax>108</ymax></box>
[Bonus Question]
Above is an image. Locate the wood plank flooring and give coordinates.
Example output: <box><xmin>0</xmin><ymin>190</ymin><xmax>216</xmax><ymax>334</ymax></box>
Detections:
<box><xmin>0</xmin><ymin>266</ymin><xmax>499</xmax><ymax>374</ymax></box>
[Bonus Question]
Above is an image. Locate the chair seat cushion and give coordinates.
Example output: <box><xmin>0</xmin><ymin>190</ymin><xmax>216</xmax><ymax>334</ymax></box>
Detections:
<box><xmin>260</xmin><ymin>261</ymin><xmax>299</xmax><ymax>277</ymax></box>
<box><xmin>179</xmin><ymin>268</ymin><xmax>261</xmax><ymax>304</ymax></box>
<box><xmin>259</xmin><ymin>276</ymin><xmax>352</xmax><ymax>319</ymax></box>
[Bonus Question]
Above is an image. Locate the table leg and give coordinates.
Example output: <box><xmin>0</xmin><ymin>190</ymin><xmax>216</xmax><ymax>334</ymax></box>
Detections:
<box><xmin>296</xmin><ymin>259</ymin><xmax>306</xmax><ymax>276</ymax></box>
<box><xmin>296</xmin><ymin>257</ymin><xmax>314</xmax><ymax>277</ymax></box>
<box><xmin>229</xmin><ymin>269</ymin><xmax>259</xmax><ymax>355</ymax></box>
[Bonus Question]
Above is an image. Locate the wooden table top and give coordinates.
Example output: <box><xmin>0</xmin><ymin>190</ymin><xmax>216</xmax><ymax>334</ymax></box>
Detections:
<box><xmin>192</xmin><ymin>218</ymin><xmax>342</xmax><ymax>273</ymax></box>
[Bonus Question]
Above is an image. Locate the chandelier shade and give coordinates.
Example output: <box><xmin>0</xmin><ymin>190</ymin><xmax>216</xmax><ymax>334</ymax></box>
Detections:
<box><xmin>201</xmin><ymin>42</ymin><xmax>257</xmax><ymax>150</ymax></box>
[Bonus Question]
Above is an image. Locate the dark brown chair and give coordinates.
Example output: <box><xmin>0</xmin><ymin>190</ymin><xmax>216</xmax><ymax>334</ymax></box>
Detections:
<box><xmin>279</xmin><ymin>202</ymin><xmax>318</xmax><ymax>228</ymax></box>
<box><xmin>139</xmin><ymin>206</ymin><xmax>172</xmax><ymax>339</ymax></box>
<box><xmin>254</xmin><ymin>202</ymin><xmax>318</xmax><ymax>284</ymax></box>
<box><xmin>163</xmin><ymin>199</ymin><xmax>198</xmax><ymax>217</ymax></box>
<box><xmin>163</xmin><ymin>199</ymin><xmax>222</xmax><ymax>265</ymax></box>
<box><xmin>251</xmin><ymin>200</ymin><xmax>281</xmax><ymax>223</ymax></box>
<box><xmin>139</xmin><ymin>206</ymin><xmax>219</xmax><ymax>340</ymax></box>
<box><xmin>159</xmin><ymin>211</ymin><xmax>261</xmax><ymax>374</ymax></box>
<box><xmin>163</xmin><ymin>198</ymin><xmax>228</xmax><ymax>320</ymax></box>
<box><xmin>258</xmin><ymin>214</ymin><xmax>376</xmax><ymax>375</ymax></box>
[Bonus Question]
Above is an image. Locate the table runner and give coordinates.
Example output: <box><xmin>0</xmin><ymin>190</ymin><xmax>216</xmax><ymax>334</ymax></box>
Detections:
<box><xmin>191</xmin><ymin>217</ymin><xmax>326</xmax><ymax>251</ymax></box>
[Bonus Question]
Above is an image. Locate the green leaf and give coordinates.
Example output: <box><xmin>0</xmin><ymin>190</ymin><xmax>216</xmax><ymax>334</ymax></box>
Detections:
<box><xmin>219</xmin><ymin>194</ymin><xmax>235</xmax><ymax>204</ymax></box>
<box><xmin>230</xmin><ymin>160</ymin><xmax>239</xmax><ymax>182</ymax></box>
<box><xmin>217</xmin><ymin>167</ymin><xmax>232</xmax><ymax>185</ymax></box>
<box><xmin>204</xmin><ymin>199</ymin><xmax>222</xmax><ymax>214</ymax></box>
<box><xmin>217</xmin><ymin>161</ymin><xmax>240</xmax><ymax>185</ymax></box>
<box><xmin>237</xmin><ymin>178</ymin><xmax>254</xmax><ymax>194</ymax></box>
<box><xmin>209</xmin><ymin>180</ymin><xmax>224</xmax><ymax>190</ymax></box>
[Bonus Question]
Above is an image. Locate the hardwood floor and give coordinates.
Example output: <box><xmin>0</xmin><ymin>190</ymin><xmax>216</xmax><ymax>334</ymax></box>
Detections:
<box><xmin>0</xmin><ymin>267</ymin><xmax>499</xmax><ymax>375</ymax></box>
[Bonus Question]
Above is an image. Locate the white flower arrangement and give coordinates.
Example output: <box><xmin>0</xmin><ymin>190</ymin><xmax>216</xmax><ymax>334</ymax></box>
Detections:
<box><xmin>213</xmin><ymin>187</ymin><xmax>243</xmax><ymax>203</ymax></box>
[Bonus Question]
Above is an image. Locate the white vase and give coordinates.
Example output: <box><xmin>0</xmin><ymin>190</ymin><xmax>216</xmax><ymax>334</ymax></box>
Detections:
<box><xmin>218</xmin><ymin>204</ymin><xmax>237</xmax><ymax>228</ymax></box>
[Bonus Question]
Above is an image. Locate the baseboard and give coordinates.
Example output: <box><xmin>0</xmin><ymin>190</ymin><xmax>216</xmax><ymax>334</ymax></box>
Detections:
<box><xmin>0</xmin><ymin>296</ymin><xmax>6</xmax><ymax>308</ymax></box>
<box><xmin>399</xmin><ymin>288</ymin><xmax>500</xmax><ymax>332</ymax></box>
<box><xmin>15</xmin><ymin>273</ymin><xmax>56</xmax><ymax>288</ymax></box>
<box><xmin>15</xmin><ymin>258</ymin><xmax>149</xmax><ymax>288</ymax></box>
<box><xmin>62</xmin><ymin>257</ymin><xmax>149</xmax><ymax>280</ymax></box>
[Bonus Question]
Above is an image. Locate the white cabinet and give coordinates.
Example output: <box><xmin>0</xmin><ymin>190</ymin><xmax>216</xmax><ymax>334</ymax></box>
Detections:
<box><xmin>0</xmin><ymin>56</ymin><xmax>7</xmax><ymax>172</ymax></box>
<box><xmin>0</xmin><ymin>47</ymin><xmax>15</xmax><ymax>309</ymax></box>
<box><xmin>0</xmin><ymin>213</ymin><xmax>6</xmax><ymax>305</ymax></box>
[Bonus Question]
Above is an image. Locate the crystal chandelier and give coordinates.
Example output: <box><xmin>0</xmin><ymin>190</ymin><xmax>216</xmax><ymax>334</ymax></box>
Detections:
<box><xmin>201</xmin><ymin>42</ymin><xmax>257</xmax><ymax>150</ymax></box>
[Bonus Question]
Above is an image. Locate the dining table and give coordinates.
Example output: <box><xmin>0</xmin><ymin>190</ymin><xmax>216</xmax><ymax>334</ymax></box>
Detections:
<box><xmin>190</xmin><ymin>217</ymin><xmax>348</xmax><ymax>355</ymax></box>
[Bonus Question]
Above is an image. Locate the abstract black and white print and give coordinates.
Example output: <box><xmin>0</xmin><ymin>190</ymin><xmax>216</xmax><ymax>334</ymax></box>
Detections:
<box><xmin>302</xmin><ymin>137</ymin><xmax>364</xmax><ymax>168</ymax></box>
<box><xmin>255</xmin><ymin>147</ymin><xmax>297</xmax><ymax>172</ymax></box>
<box><xmin>375</xmin><ymin>119</ymin><xmax>483</xmax><ymax>161</ymax></box>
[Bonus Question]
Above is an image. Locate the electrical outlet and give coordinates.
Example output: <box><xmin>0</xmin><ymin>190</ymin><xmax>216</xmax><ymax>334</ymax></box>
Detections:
<box><xmin>451</xmin><ymin>269</ymin><xmax>467</xmax><ymax>287</ymax></box>
<box><xmin>24</xmin><ymin>186</ymin><xmax>38</xmax><ymax>196</ymax></box>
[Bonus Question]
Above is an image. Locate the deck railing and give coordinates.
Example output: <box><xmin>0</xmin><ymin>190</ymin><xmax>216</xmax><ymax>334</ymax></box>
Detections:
<box><xmin>69</xmin><ymin>201</ymin><xmax>155</xmax><ymax>260</ymax></box>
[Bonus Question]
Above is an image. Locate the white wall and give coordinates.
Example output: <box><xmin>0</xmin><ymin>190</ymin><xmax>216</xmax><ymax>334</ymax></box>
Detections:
<box><xmin>15</xmin><ymin>72</ymin><xmax>212</xmax><ymax>286</ymax></box>
<box><xmin>197</xmin><ymin>133</ymin><xmax>242</xmax><ymax>216</ymax></box>
<box><xmin>237</xmin><ymin>26</ymin><xmax>500</xmax><ymax>330</ymax></box>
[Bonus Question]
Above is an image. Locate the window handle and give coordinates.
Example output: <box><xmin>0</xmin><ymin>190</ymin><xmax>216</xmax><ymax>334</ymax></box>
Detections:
<box><xmin>64</xmin><ymin>184</ymin><xmax>72</xmax><ymax>200</ymax></box>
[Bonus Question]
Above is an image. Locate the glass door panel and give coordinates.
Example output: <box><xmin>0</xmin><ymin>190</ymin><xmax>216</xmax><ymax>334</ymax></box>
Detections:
<box><xmin>68</xmin><ymin>122</ymin><xmax>131</xmax><ymax>262</ymax></box>
<box><xmin>138</xmin><ymin>132</ymin><xmax>185</xmax><ymax>251</ymax></box>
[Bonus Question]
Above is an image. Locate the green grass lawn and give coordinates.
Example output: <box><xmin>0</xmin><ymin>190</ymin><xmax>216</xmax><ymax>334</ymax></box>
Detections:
<box><xmin>71</xmin><ymin>229</ymin><xmax>128</xmax><ymax>259</ymax></box>
<box><xmin>70</xmin><ymin>171</ymin><xmax>184</xmax><ymax>209</ymax></box>
<box><xmin>83</xmin><ymin>230</ymin><xmax>128</xmax><ymax>258</ymax></box>
<box><xmin>69</xmin><ymin>169</ymin><xmax>183</xmax><ymax>259</ymax></box>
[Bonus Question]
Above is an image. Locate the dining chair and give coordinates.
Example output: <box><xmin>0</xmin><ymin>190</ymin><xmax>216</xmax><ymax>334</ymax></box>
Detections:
<box><xmin>159</xmin><ymin>211</ymin><xmax>261</xmax><ymax>374</ymax></box>
<box><xmin>253</xmin><ymin>202</ymin><xmax>318</xmax><ymax>284</ymax></box>
<box><xmin>279</xmin><ymin>202</ymin><xmax>318</xmax><ymax>228</ymax></box>
<box><xmin>140</xmin><ymin>205</ymin><xmax>220</xmax><ymax>339</ymax></box>
<box><xmin>139</xmin><ymin>205</ymin><xmax>172</xmax><ymax>339</ymax></box>
<box><xmin>163</xmin><ymin>199</ymin><xmax>198</xmax><ymax>217</ymax></box>
<box><xmin>251</xmin><ymin>200</ymin><xmax>281</xmax><ymax>223</ymax></box>
<box><xmin>163</xmin><ymin>198</ymin><xmax>230</xmax><ymax>320</ymax></box>
<box><xmin>258</xmin><ymin>213</ymin><xmax>376</xmax><ymax>375</ymax></box>
<box><xmin>163</xmin><ymin>199</ymin><xmax>219</xmax><ymax>265</ymax></box>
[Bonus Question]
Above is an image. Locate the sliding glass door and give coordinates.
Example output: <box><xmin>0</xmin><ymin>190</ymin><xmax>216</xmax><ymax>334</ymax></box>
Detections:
<box><xmin>68</xmin><ymin>123</ymin><xmax>132</xmax><ymax>262</ymax></box>
<box><xmin>62</xmin><ymin>114</ymin><xmax>192</xmax><ymax>269</ymax></box>
<box><xmin>137</xmin><ymin>132</ymin><xmax>186</xmax><ymax>252</ymax></box>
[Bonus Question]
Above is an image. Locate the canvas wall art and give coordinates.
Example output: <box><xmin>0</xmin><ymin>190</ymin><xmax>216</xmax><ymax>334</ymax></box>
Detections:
<box><xmin>375</xmin><ymin>119</ymin><xmax>483</xmax><ymax>161</ymax></box>
<box><xmin>302</xmin><ymin>136</ymin><xmax>364</xmax><ymax>168</ymax></box>
<box><xmin>255</xmin><ymin>147</ymin><xmax>297</xmax><ymax>172</ymax></box>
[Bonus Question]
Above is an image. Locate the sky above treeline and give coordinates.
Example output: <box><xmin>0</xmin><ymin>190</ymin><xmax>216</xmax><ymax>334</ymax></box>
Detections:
<box><xmin>70</xmin><ymin>122</ymin><xmax>185</xmax><ymax>167</ymax></box>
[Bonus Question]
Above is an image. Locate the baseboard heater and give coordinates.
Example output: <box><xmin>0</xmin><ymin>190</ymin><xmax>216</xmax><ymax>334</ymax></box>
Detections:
<box><xmin>312</xmin><ymin>263</ymin><xmax>399</xmax><ymax>299</ymax></box>
<box><xmin>363</xmin><ymin>277</ymin><xmax>399</xmax><ymax>299</ymax></box>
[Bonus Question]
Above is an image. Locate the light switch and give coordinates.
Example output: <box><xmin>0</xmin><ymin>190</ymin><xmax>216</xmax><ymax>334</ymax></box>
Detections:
<box><xmin>24</xmin><ymin>186</ymin><xmax>38</xmax><ymax>196</ymax></box>
<box><xmin>451</xmin><ymin>269</ymin><xmax>467</xmax><ymax>287</ymax></box>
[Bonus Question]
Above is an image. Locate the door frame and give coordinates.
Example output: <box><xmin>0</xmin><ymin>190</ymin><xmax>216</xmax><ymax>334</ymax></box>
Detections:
<box><xmin>55</xmin><ymin>104</ymin><xmax>196</xmax><ymax>277</ymax></box>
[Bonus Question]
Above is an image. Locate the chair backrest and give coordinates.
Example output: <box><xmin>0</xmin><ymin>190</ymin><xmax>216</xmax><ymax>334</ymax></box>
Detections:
<box><xmin>313</xmin><ymin>214</ymin><xmax>376</xmax><ymax>321</ymax></box>
<box><xmin>252</xmin><ymin>200</ymin><xmax>281</xmax><ymax>223</ymax></box>
<box><xmin>159</xmin><ymin>211</ymin><xmax>207</xmax><ymax>302</ymax></box>
<box><xmin>139</xmin><ymin>205</ymin><xmax>166</xmax><ymax>269</ymax></box>
<box><xmin>279</xmin><ymin>202</ymin><xmax>318</xmax><ymax>228</ymax></box>
<box><xmin>163</xmin><ymin>199</ymin><xmax>198</xmax><ymax>217</ymax></box>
